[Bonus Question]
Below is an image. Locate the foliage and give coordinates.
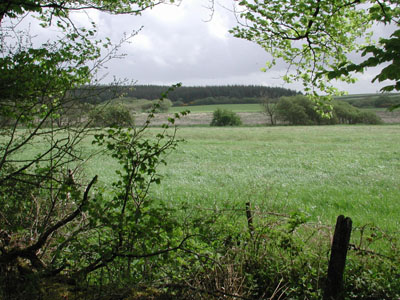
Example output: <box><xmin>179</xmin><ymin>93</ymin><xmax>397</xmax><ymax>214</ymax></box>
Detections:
<box><xmin>276</xmin><ymin>95</ymin><xmax>382</xmax><ymax>125</ymax></box>
<box><xmin>103</xmin><ymin>97</ymin><xmax>172</xmax><ymax>113</ymax></box>
<box><xmin>0</xmin><ymin>0</ymin><xmax>167</xmax><ymax>22</ymax></box>
<box><xmin>333</xmin><ymin>101</ymin><xmax>382</xmax><ymax>125</ymax></box>
<box><xmin>164</xmin><ymin>208</ymin><xmax>400</xmax><ymax>300</ymax></box>
<box><xmin>210</xmin><ymin>109</ymin><xmax>242</xmax><ymax>126</ymax></box>
<box><xmin>89</xmin><ymin>104</ymin><xmax>134</xmax><ymax>127</ymax></box>
<box><xmin>0</xmin><ymin>85</ymin><xmax>187</xmax><ymax>298</ymax></box>
<box><xmin>0</xmin><ymin>0</ymin><xmax>189</xmax><ymax>297</ymax></box>
<box><xmin>231</xmin><ymin>0</ymin><xmax>400</xmax><ymax>109</ymax></box>
<box><xmin>276</xmin><ymin>95</ymin><xmax>333</xmax><ymax>125</ymax></box>
<box><xmin>328</xmin><ymin>28</ymin><xmax>400</xmax><ymax>95</ymax></box>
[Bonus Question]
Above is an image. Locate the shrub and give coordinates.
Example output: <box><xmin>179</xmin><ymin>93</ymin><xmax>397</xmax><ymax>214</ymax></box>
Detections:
<box><xmin>276</xmin><ymin>95</ymin><xmax>325</xmax><ymax>125</ymax></box>
<box><xmin>210</xmin><ymin>109</ymin><xmax>242</xmax><ymax>126</ymax></box>
<box><xmin>140</xmin><ymin>101</ymin><xmax>154</xmax><ymax>111</ymax></box>
<box><xmin>333</xmin><ymin>100</ymin><xmax>362</xmax><ymax>124</ymax></box>
<box><xmin>155</xmin><ymin>98</ymin><xmax>172</xmax><ymax>112</ymax></box>
<box><xmin>333</xmin><ymin>101</ymin><xmax>383</xmax><ymax>124</ymax></box>
<box><xmin>89</xmin><ymin>104</ymin><xmax>134</xmax><ymax>127</ymax></box>
<box><xmin>276</xmin><ymin>96</ymin><xmax>382</xmax><ymax>125</ymax></box>
<box><xmin>173</xmin><ymin>100</ymin><xmax>185</xmax><ymax>107</ymax></box>
<box><xmin>140</xmin><ymin>99</ymin><xmax>172</xmax><ymax>112</ymax></box>
<box><xmin>356</xmin><ymin>111</ymin><xmax>383</xmax><ymax>124</ymax></box>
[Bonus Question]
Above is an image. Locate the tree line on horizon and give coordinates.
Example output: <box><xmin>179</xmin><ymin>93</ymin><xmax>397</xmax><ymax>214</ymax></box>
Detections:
<box><xmin>73</xmin><ymin>84</ymin><xmax>299</xmax><ymax>104</ymax></box>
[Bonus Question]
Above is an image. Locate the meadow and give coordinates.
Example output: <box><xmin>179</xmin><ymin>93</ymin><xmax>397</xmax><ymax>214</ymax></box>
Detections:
<box><xmin>90</xmin><ymin>125</ymin><xmax>400</xmax><ymax>234</ymax></box>
<box><xmin>4</xmin><ymin>123</ymin><xmax>400</xmax><ymax>298</ymax></box>
<box><xmin>169</xmin><ymin>103</ymin><xmax>263</xmax><ymax>113</ymax></box>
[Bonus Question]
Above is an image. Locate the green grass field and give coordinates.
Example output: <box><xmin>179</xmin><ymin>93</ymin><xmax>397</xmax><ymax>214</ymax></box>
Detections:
<box><xmin>169</xmin><ymin>103</ymin><xmax>263</xmax><ymax>113</ymax></box>
<box><xmin>88</xmin><ymin>125</ymin><xmax>400</xmax><ymax>233</ymax></box>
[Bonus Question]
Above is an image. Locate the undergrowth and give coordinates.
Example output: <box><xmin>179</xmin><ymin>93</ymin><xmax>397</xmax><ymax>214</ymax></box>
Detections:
<box><xmin>6</xmin><ymin>206</ymin><xmax>397</xmax><ymax>300</ymax></box>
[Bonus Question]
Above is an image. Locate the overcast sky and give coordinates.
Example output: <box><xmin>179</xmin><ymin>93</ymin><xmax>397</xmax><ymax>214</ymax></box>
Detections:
<box><xmin>28</xmin><ymin>0</ymin><xmax>394</xmax><ymax>94</ymax></box>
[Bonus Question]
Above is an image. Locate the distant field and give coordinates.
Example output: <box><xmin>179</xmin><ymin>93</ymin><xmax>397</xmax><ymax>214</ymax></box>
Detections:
<box><xmin>335</xmin><ymin>92</ymin><xmax>400</xmax><ymax>101</ymax></box>
<box><xmin>88</xmin><ymin>125</ymin><xmax>400</xmax><ymax>234</ymax></box>
<box><xmin>169</xmin><ymin>103</ymin><xmax>263</xmax><ymax>113</ymax></box>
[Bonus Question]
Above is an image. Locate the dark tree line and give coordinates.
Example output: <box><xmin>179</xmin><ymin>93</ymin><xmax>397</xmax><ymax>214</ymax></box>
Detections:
<box><xmin>75</xmin><ymin>84</ymin><xmax>299</xmax><ymax>104</ymax></box>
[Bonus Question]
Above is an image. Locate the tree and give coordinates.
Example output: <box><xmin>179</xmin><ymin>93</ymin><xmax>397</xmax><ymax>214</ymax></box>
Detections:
<box><xmin>276</xmin><ymin>96</ymin><xmax>317</xmax><ymax>125</ymax></box>
<box><xmin>0</xmin><ymin>1</ymin><xmax>194</xmax><ymax>298</ymax></box>
<box><xmin>231</xmin><ymin>0</ymin><xmax>400</xmax><ymax>110</ymax></box>
<box><xmin>260</xmin><ymin>97</ymin><xmax>278</xmax><ymax>125</ymax></box>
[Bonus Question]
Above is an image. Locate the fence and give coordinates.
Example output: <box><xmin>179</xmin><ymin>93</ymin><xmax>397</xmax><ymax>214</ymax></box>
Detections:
<box><xmin>243</xmin><ymin>201</ymin><xmax>397</xmax><ymax>300</ymax></box>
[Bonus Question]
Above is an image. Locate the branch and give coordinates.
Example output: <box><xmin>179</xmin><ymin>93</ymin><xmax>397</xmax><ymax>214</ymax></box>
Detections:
<box><xmin>0</xmin><ymin>175</ymin><xmax>97</xmax><ymax>265</ymax></box>
<box><xmin>30</xmin><ymin>175</ymin><xmax>97</xmax><ymax>252</ymax></box>
<box><xmin>77</xmin><ymin>234</ymin><xmax>193</xmax><ymax>277</ymax></box>
<box><xmin>116</xmin><ymin>234</ymin><xmax>192</xmax><ymax>259</ymax></box>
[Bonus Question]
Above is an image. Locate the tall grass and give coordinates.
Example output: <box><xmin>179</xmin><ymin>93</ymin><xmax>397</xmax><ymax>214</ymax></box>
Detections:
<box><xmin>143</xmin><ymin>125</ymin><xmax>400</xmax><ymax>232</ymax></box>
<box><xmin>13</xmin><ymin>125</ymin><xmax>399</xmax><ymax>232</ymax></box>
<box><xmin>16</xmin><ymin>125</ymin><xmax>399</xmax><ymax>232</ymax></box>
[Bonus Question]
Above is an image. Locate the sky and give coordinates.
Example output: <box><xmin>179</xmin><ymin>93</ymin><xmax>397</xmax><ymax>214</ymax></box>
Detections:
<box><xmin>21</xmin><ymin>0</ymin><xmax>395</xmax><ymax>94</ymax></box>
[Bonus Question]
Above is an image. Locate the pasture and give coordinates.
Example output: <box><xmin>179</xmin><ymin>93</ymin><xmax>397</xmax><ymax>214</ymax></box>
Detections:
<box><xmin>4</xmin><ymin>123</ymin><xmax>400</xmax><ymax>298</ymax></box>
<box><xmin>169</xmin><ymin>103</ymin><xmax>263</xmax><ymax>113</ymax></box>
<box><xmin>90</xmin><ymin>125</ymin><xmax>400</xmax><ymax>233</ymax></box>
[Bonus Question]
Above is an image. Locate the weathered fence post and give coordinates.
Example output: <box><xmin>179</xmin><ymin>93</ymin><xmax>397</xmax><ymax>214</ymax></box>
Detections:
<box><xmin>323</xmin><ymin>215</ymin><xmax>352</xmax><ymax>300</ymax></box>
<box><xmin>245</xmin><ymin>202</ymin><xmax>254</xmax><ymax>236</ymax></box>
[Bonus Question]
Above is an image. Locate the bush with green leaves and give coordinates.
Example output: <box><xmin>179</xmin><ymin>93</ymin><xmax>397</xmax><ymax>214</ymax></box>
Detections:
<box><xmin>276</xmin><ymin>95</ymin><xmax>332</xmax><ymax>125</ymax></box>
<box><xmin>210</xmin><ymin>109</ymin><xmax>242</xmax><ymax>126</ymax></box>
<box><xmin>276</xmin><ymin>96</ymin><xmax>382</xmax><ymax>125</ymax></box>
<box><xmin>89</xmin><ymin>104</ymin><xmax>134</xmax><ymax>127</ymax></box>
<box><xmin>356</xmin><ymin>111</ymin><xmax>383</xmax><ymax>124</ymax></box>
<box><xmin>333</xmin><ymin>100</ymin><xmax>382</xmax><ymax>124</ymax></box>
<box><xmin>156</xmin><ymin>98</ymin><xmax>173</xmax><ymax>112</ymax></box>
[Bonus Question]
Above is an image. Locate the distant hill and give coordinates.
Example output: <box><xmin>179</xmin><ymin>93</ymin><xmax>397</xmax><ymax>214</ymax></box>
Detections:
<box><xmin>335</xmin><ymin>93</ymin><xmax>400</xmax><ymax>108</ymax></box>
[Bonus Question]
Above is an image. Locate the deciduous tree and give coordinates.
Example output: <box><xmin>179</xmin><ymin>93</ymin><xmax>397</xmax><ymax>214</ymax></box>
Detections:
<box><xmin>231</xmin><ymin>0</ymin><xmax>400</xmax><ymax>110</ymax></box>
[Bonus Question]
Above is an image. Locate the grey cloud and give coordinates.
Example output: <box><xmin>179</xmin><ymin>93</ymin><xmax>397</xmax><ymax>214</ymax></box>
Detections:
<box><xmin>15</xmin><ymin>1</ymin><xmax>393</xmax><ymax>94</ymax></box>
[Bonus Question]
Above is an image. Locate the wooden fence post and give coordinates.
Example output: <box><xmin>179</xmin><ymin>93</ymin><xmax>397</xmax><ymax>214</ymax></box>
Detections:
<box><xmin>245</xmin><ymin>202</ymin><xmax>254</xmax><ymax>236</ymax></box>
<box><xmin>323</xmin><ymin>215</ymin><xmax>352</xmax><ymax>300</ymax></box>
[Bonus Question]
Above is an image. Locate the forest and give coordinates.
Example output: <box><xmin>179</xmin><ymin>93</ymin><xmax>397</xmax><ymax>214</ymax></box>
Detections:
<box><xmin>75</xmin><ymin>84</ymin><xmax>299</xmax><ymax>104</ymax></box>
